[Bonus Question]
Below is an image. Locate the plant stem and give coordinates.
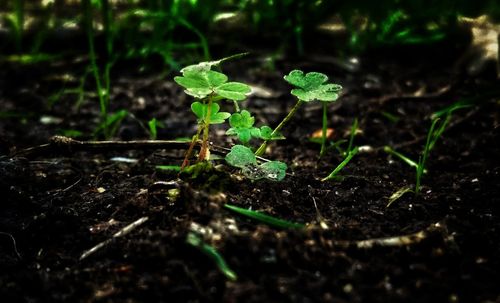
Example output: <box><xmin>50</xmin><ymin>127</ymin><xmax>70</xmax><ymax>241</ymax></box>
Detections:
<box><xmin>181</xmin><ymin>124</ymin><xmax>203</xmax><ymax>170</ymax></box>
<box><xmin>346</xmin><ymin>118</ymin><xmax>358</xmax><ymax>155</ymax></box>
<box><xmin>320</xmin><ymin>102</ymin><xmax>328</xmax><ymax>158</ymax></box>
<box><xmin>198</xmin><ymin>95</ymin><xmax>213</xmax><ymax>161</ymax></box>
<box><xmin>255</xmin><ymin>99</ymin><xmax>304</xmax><ymax>156</ymax></box>
<box><xmin>415</xmin><ymin>118</ymin><xmax>440</xmax><ymax>195</ymax></box>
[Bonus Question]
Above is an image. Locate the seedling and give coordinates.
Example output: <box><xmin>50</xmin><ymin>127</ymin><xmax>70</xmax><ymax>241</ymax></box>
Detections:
<box><xmin>255</xmin><ymin>70</ymin><xmax>342</xmax><ymax>157</ymax></box>
<box><xmin>174</xmin><ymin>57</ymin><xmax>251</xmax><ymax>169</ymax></box>
<box><xmin>386</xmin><ymin>100</ymin><xmax>471</xmax><ymax>195</ymax></box>
<box><xmin>224</xmin><ymin>204</ymin><xmax>304</xmax><ymax>229</ymax></box>
<box><xmin>148</xmin><ymin>118</ymin><xmax>161</xmax><ymax>140</ymax></box>
<box><xmin>401</xmin><ymin>102</ymin><xmax>470</xmax><ymax>195</ymax></box>
<box><xmin>384</xmin><ymin>118</ymin><xmax>446</xmax><ymax>195</ymax></box>
<box><xmin>415</xmin><ymin>116</ymin><xmax>450</xmax><ymax>195</ymax></box>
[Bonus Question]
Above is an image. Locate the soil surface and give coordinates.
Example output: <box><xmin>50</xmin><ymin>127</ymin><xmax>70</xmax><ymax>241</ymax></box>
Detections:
<box><xmin>1</xmin><ymin>36</ymin><xmax>500</xmax><ymax>302</ymax></box>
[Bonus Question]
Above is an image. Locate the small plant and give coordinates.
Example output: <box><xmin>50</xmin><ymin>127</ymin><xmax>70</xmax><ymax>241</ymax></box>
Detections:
<box><xmin>174</xmin><ymin>57</ymin><xmax>251</xmax><ymax>169</ymax></box>
<box><xmin>174</xmin><ymin>56</ymin><xmax>289</xmax><ymax>180</ymax></box>
<box><xmin>148</xmin><ymin>118</ymin><xmax>163</xmax><ymax>140</ymax></box>
<box><xmin>415</xmin><ymin>116</ymin><xmax>450</xmax><ymax>195</ymax></box>
<box><xmin>385</xmin><ymin>100</ymin><xmax>471</xmax><ymax>195</ymax></box>
<box><xmin>255</xmin><ymin>70</ymin><xmax>342</xmax><ymax>156</ymax></box>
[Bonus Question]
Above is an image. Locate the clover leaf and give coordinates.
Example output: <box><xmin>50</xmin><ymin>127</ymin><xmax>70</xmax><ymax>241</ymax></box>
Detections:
<box><xmin>225</xmin><ymin>145</ymin><xmax>287</xmax><ymax>181</ymax></box>
<box><xmin>259</xmin><ymin>126</ymin><xmax>285</xmax><ymax>141</ymax></box>
<box><xmin>283</xmin><ymin>70</ymin><xmax>342</xmax><ymax>102</ymax></box>
<box><xmin>175</xmin><ymin>70</ymin><xmax>251</xmax><ymax>100</ymax></box>
<box><xmin>225</xmin><ymin>145</ymin><xmax>257</xmax><ymax>168</ymax></box>
<box><xmin>255</xmin><ymin>161</ymin><xmax>287</xmax><ymax>181</ymax></box>
<box><xmin>226</xmin><ymin>110</ymin><xmax>261</xmax><ymax>144</ymax></box>
<box><xmin>230</xmin><ymin>110</ymin><xmax>255</xmax><ymax>128</ymax></box>
<box><xmin>215</xmin><ymin>82</ymin><xmax>251</xmax><ymax>101</ymax></box>
<box><xmin>175</xmin><ymin>70</ymin><xmax>227</xmax><ymax>99</ymax></box>
<box><xmin>191</xmin><ymin>102</ymin><xmax>230</xmax><ymax>124</ymax></box>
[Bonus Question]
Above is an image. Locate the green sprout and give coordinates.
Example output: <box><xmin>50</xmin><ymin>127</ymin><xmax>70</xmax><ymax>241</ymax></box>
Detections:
<box><xmin>415</xmin><ymin>116</ymin><xmax>450</xmax><ymax>195</ymax></box>
<box><xmin>148</xmin><ymin>118</ymin><xmax>159</xmax><ymax>140</ymax></box>
<box><xmin>255</xmin><ymin>70</ymin><xmax>342</xmax><ymax>157</ymax></box>
<box><xmin>386</xmin><ymin>100</ymin><xmax>471</xmax><ymax>195</ymax></box>
<box><xmin>174</xmin><ymin>58</ymin><xmax>251</xmax><ymax>169</ymax></box>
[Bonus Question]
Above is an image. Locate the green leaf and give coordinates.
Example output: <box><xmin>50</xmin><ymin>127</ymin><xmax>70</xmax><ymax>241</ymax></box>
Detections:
<box><xmin>229</xmin><ymin>110</ymin><xmax>254</xmax><ymax>128</ymax></box>
<box><xmin>226</xmin><ymin>146</ymin><xmax>287</xmax><ymax>181</ymax></box>
<box><xmin>224</xmin><ymin>204</ymin><xmax>304</xmax><ymax>229</ymax></box>
<box><xmin>175</xmin><ymin>70</ymin><xmax>228</xmax><ymax>99</ymax></box>
<box><xmin>206</xmin><ymin>71</ymin><xmax>228</xmax><ymax>87</ymax></box>
<box><xmin>226</xmin><ymin>127</ymin><xmax>260</xmax><ymax>144</ymax></box>
<box><xmin>258</xmin><ymin>161</ymin><xmax>287</xmax><ymax>181</ymax></box>
<box><xmin>174</xmin><ymin>75</ymin><xmax>211</xmax><ymax>99</ymax></box>
<box><xmin>180</xmin><ymin>53</ymin><xmax>249</xmax><ymax>75</ymax></box>
<box><xmin>240</xmin><ymin>161</ymin><xmax>287</xmax><ymax>181</ymax></box>
<box><xmin>225</xmin><ymin>145</ymin><xmax>257</xmax><ymax>168</ymax></box>
<box><xmin>156</xmin><ymin>165</ymin><xmax>181</xmax><ymax>172</ymax></box>
<box><xmin>148</xmin><ymin>118</ymin><xmax>158</xmax><ymax>140</ymax></box>
<box><xmin>284</xmin><ymin>70</ymin><xmax>342</xmax><ymax>102</ymax></box>
<box><xmin>210</xmin><ymin>111</ymin><xmax>231</xmax><ymax>124</ymax></box>
<box><xmin>226</xmin><ymin>110</ymin><xmax>261</xmax><ymax>144</ymax></box>
<box><xmin>322</xmin><ymin>146</ymin><xmax>359</xmax><ymax>182</ymax></box>
<box><xmin>191</xmin><ymin>102</ymin><xmax>230</xmax><ymax>124</ymax></box>
<box><xmin>259</xmin><ymin>126</ymin><xmax>285</xmax><ymax>141</ymax></box>
<box><xmin>215</xmin><ymin>82</ymin><xmax>251</xmax><ymax>101</ymax></box>
<box><xmin>191</xmin><ymin>101</ymin><xmax>206</xmax><ymax>120</ymax></box>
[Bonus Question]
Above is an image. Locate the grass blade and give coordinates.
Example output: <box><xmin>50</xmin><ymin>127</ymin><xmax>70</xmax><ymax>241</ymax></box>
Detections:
<box><xmin>322</xmin><ymin>146</ymin><xmax>359</xmax><ymax>181</ymax></box>
<box><xmin>224</xmin><ymin>204</ymin><xmax>304</xmax><ymax>229</ymax></box>
<box><xmin>186</xmin><ymin>233</ymin><xmax>237</xmax><ymax>281</ymax></box>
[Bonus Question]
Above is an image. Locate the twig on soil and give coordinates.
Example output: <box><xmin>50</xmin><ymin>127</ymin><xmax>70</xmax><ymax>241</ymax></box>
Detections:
<box><xmin>79</xmin><ymin>216</ymin><xmax>148</xmax><ymax>261</ymax></box>
<box><xmin>0</xmin><ymin>231</ymin><xmax>22</xmax><ymax>260</ymax></box>
<box><xmin>13</xmin><ymin>136</ymin><xmax>272</xmax><ymax>163</ymax></box>
<box><xmin>342</xmin><ymin>222</ymin><xmax>447</xmax><ymax>249</ymax></box>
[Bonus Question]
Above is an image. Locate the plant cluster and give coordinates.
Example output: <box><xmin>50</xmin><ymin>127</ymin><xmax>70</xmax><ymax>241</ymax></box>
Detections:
<box><xmin>174</xmin><ymin>57</ymin><xmax>345</xmax><ymax>182</ymax></box>
<box><xmin>174</xmin><ymin>56</ymin><xmax>290</xmax><ymax>181</ymax></box>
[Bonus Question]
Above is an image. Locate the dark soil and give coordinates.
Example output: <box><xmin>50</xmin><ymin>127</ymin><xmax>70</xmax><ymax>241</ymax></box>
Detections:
<box><xmin>1</xmin><ymin>37</ymin><xmax>500</xmax><ymax>302</ymax></box>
